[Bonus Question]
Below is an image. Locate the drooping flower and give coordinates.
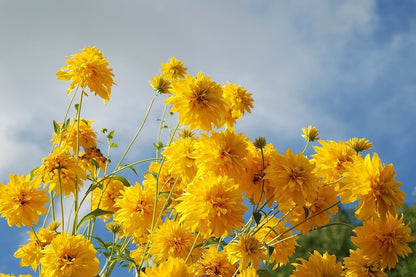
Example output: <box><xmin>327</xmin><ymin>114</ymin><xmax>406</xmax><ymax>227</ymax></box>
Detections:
<box><xmin>193</xmin><ymin>247</ymin><xmax>237</xmax><ymax>277</ymax></box>
<box><xmin>222</xmin><ymin>83</ymin><xmax>254</xmax><ymax>128</ymax></box>
<box><xmin>56</xmin><ymin>46</ymin><xmax>115</xmax><ymax>104</ymax></box>
<box><xmin>345</xmin><ymin>137</ymin><xmax>373</xmax><ymax>153</ymax></box>
<box><xmin>195</xmin><ymin>130</ymin><xmax>249</xmax><ymax>181</ymax></box>
<box><xmin>225</xmin><ymin>234</ymin><xmax>267</xmax><ymax>270</ymax></box>
<box><xmin>160</xmin><ymin>57</ymin><xmax>187</xmax><ymax>80</ymax></box>
<box><xmin>141</xmin><ymin>257</ymin><xmax>194</xmax><ymax>277</ymax></box>
<box><xmin>149</xmin><ymin>219</ymin><xmax>200</xmax><ymax>263</ymax></box>
<box><xmin>351</xmin><ymin>215</ymin><xmax>415</xmax><ymax>269</ymax></box>
<box><xmin>36</xmin><ymin>146</ymin><xmax>87</xmax><ymax>197</ymax></box>
<box><xmin>290</xmin><ymin>250</ymin><xmax>343</xmax><ymax>277</ymax></box>
<box><xmin>40</xmin><ymin>232</ymin><xmax>99</xmax><ymax>277</ymax></box>
<box><xmin>175</xmin><ymin>174</ymin><xmax>247</xmax><ymax>238</ymax></box>
<box><xmin>149</xmin><ymin>74</ymin><xmax>171</xmax><ymax>94</ymax></box>
<box><xmin>343</xmin><ymin>248</ymin><xmax>387</xmax><ymax>277</ymax></box>
<box><xmin>265</xmin><ymin>148</ymin><xmax>320</xmax><ymax>206</ymax></box>
<box><xmin>91</xmin><ymin>178</ymin><xmax>125</xmax><ymax>221</ymax></box>
<box><xmin>0</xmin><ymin>174</ymin><xmax>48</xmax><ymax>227</ymax></box>
<box><xmin>301</xmin><ymin>125</ymin><xmax>320</xmax><ymax>142</ymax></box>
<box><xmin>165</xmin><ymin>72</ymin><xmax>226</xmax><ymax>131</ymax></box>
<box><xmin>344</xmin><ymin>153</ymin><xmax>406</xmax><ymax>221</ymax></box>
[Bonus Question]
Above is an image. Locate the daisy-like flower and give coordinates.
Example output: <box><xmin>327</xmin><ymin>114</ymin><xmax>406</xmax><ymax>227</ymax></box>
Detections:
<box><xmin>51</xmin><ymin>118</ymin><xmax>97</xmax><ymax>154</ymax></box>
<box><xmin>290</xmin><ymin>250</ymin><xmax>343</xmax><ymax>277</ymax></box>
<box><xmin>0</xmin><ymin>174</ymin><xmax>48</xmax><ymax>227</ymax></box>
<box><xmin>56</xmin><ymin>46</ymin><xmax>115</xmax><ymax>104</ymax></box>
<box><xmin>91</xmin><ymin>178</ymin><xmax>125</xmax><ymax>221</ymax></box>
<box><xmin>165</xmin><ymin>72</ymin><xmax>227</xmax><ymax>131</ymax></box>
<box><xmin>78</xmin><ymin>146</ymin><xmax>108</xmax><ymax>176</ymax></box>
<box><xmin>344</xmin><ymin>153</ymin><xmax>406</xmax><ymax>221</ymax></box>
<box><xmin>40</xmin><ymin>232</ymin><xmax>99</xmax><ymax>277</ymax></box>
<box><xmin>195</xmin><ymin>130</ymin><xmax>249</xmax><ymax>181</ymax></box>
<box><xmin>237</xmin><ymin>267</ymin><xmax>259</xmax><ymax>277</ymax></box>
<box><xmin>346</xmin><ymin>137</ymin><xmax>373</xmax><ymax>153</ymax></box>
<box><xmin>265</xmin><ymin>148</ymin><xmax>320</xmax><ymax>206</ymax></box>
<box><xmin>0</xmin><ymin>274</ymin><xmax>32</xmax><ymax>277</ymax></box>
<box><xmin>225</xmin><ymin>234</ymin><xmax>266</xmax><ymax>270</ymax></box>
<box><xmin>175</xmin><ymin>174</ymin><xmax>247</xmax><ymax>238</ymax></box>
<box><xmin>222</xmin><ymin>83</ymin><xmax>254</xmax><ymax>128</ymax></box>
<box><xmin>351</xmin><ymin>215</ymin><xmax>415</xmax><ymax>269</ymax></box>
<box><xmin>149</xmin><ymin>74</ymin><xmax>171</xmax><ymax>94</ymax></box>
<box><xmin>36</xmin><ymin>146</ymin><xmax>87</xmax><ymax>197</ymax></box>
<box><xmin>343</xmin><ymin>248</ymin><xmax>387</xmax><ymax>277</ymax></box>
<box><xmin>254</xmin><ymin>216</ymin><xmax>298</xmax><ymax>266</ymax></box>
<box><xmin>141</xmin><ymin>257</ymin><xmax>194</xmax><ymax>277</ymax></box>
<box><xmin>193</xmin><ymin>247</ymin><xmax>237</xmax><ymax>277</ymax></box>
<box><xmin>149</xmin><ymin>219</ymin><xmax>200</xmax><ymax>263</ymax></box>
<box><xmin>113</xmin><ymin>182</ymin><xmax>162</xmax><ymax>238</ymax></box>
<box><xmin>279</xmin><ymin>184</ymin><xmax>338</xmax><ymax>235</ymax></box>
<box><xmin>160</xmin><ymin>57</ymin><xmax>187</xmax><ymax>80</ymax></box>
<box><xmin>301</xmin><ymin>125</ymin><xmax>320</xmax><ymax>142</ymax></box>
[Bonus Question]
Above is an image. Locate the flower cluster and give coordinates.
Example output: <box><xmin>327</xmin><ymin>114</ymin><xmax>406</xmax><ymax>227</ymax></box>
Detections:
<box><xmin>0</xmin><ymin>47</ymin><xmax>413</xmax><ymax>277</ymax></box>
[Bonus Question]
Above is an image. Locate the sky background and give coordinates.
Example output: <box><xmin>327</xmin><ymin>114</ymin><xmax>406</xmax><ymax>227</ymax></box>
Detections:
<box><xmin>1</xmin><ymin>0</ymin><xmax>415</xmax><ymax>275</ymax></box>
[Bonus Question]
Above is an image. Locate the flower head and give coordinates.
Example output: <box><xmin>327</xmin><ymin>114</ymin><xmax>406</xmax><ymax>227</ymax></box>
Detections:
<box><xmin>291</xmin><ymin>250</ymin><xmax>343</xmax><ymax>277</ymax></box>
<box><xmin>91</xmin><ymin>178</ymin><xmax>125</xmax><ymax>221</ymax></box>
<box><xmin>343</xmin><ymin>248</ymin><xmax>387</xmax><ymax>277</ymax></box>
<box><xmin>301</xmin><ymin>125</ymin><xmax>320</xmax><ymax>142</ymax></box>
<box><xmin>149</xmin><ymin>74</ymin><xmax>171</xmax><ymax>94</ymax></box>
<box><xmin>160</xmin><ymin>57</ymin><xmax>187</xmax><ymax>80</ymax></box>
<box><xmin>194</xmin><ymin>247</ymin><xmax>237</xmax><ymax>277</ymax></box>
<box><xmin>56</xmin><ymin>46</ymin><xmax>115</xmax><ymax>104</ymax></box>
<box><xmin>222</xmin><ymin>83</ymin><xmax>254</xmax><ymax>128</ymax></box>
<box><xmin>40</xmin><ymin>232</ymin><xmax>99</xmax><ymax>277</ymax></box>
<box><xmin>225</xmin><ymin>234</ymin><xmax>266</xmax><ymax>270</ymax></box>
<box><xmin>346</xmin><ymin>137</ymin><xmax>373</xmax><ymax>153</ymax></box>
<box><xmin>0</xmin><ymin>174</ymin><xmax>48</xmax><ymax>227</ymax></box>
<box><xmin>141</xmin><ymin>257</ymin><xmax>194</xmax><ymax>277</ymax></box>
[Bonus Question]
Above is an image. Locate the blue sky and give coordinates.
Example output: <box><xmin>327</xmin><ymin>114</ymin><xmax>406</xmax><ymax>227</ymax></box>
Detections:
<box><xmin>0</xmin><ymin>0</ymin><xmax>415</xmax><ymax>275</ymax></box>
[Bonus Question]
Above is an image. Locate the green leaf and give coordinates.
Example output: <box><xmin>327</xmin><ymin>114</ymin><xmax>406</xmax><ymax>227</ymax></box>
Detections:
<box><xmin>90</xmin><ymin>158</ymin><xmax>100</xmax><ymax>171</ymax></box>
<box><xmin>62</xmin><ymin>118</ymin><xmax>71</xmax><ymax>132</ymax></box>
<box><xmin>153</xmin><ymin>141</ymin><xmax>164</xmax><ymax>150</ymax></box>
<box><xmin>110</xmin><ymin>142</ymin><xmax>119</xmax><ymax>148</ymax></box>
<box><xmin>303</xmin><ymin>206</ymin><xmax>309</xmax><ymax>219</ymax></box>
<box><xmin>74</xmin><ymin>103</ymin><xmax>80</xmax><ymax>111</ymax></box>
<box><xmin>76</xmin><ymin>209</ymin><xmax>114</xmax><ymax>232</ymax></box>
<box><xmin>53</xmin><ymin>120</ymin><xmax>60</xmax><ymax>134</ymax></box>
<box><xmin>107</xmin><ymin>130</ymin><xmax>115</xmax><ymax>142</ymax></box>
<box><xmin>253</xmin><ymin>211</ymin><xmax>262</xmax><ymax>225</ymax></box>
<box><xmin>124</xmin><ymin>164</ymin><xmax>139</xmax><ymax>177</ymax></box>
<box><xmin>257</xmin><ymin>269</ymin><xmax>271</xmax><ymax>277</ymax></box>
<box><xmin>112</xmin><ymin>175</ymin><xmax>131</xmax><ymax>187</ymax></box>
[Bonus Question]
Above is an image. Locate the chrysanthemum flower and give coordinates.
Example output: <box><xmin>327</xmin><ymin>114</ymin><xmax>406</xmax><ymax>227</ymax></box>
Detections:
<box><xmin>36</xmin><ymin>147</ymin><xmax>87</xmax><ymax>197</ymax></box>
<box><xmin>91</xmin><ymin>178</ymin><xmax>125</xmax><ymax>221</ymax></box>
<box><xmin>291</xmin><ymin>250</ymin><xmax>343</xmax><ymax>277</ymax></box>
<box><xmin>141</xmin><ymin>257</ymin><xmax>194</xmax><ymax>277</ymax></box>
<box><xmin>0</xmin><ymin>174</ymin><xmax>48</xmax><ymax>227</ymax></box>
<box><xmin>149</xmin><ymin>219</ymin><xmax>200</xmax><ymax>263</ymax></box>
<box><xmin>195</xmin><ymin>130</ymin><xmax>249</xmax><ymax>181</ymax></box>
<box><xmin>225</xmin><ymin>234</ymin><xmax>266</xmax><ymax>270</ymax></box>
<box><xmin>311</xmin><ymin>140</ymin><xmax>356</xmax><ymax>203</ymax></box>
<box><xmin>193</xmin><ymin>247</ymin><xmax>237</xmax><ymax>277</ymax></box>
<box><xmin>343</xmin><ymin>248</ymin><xmax>387</xmax><ymax>277</ymax></box>
<box><xmin>149</xmin><ymin>74</ymin><xmax>171</xmax><ymax>94</ymax></box>
<box><xmin>114</xmin><ymin>183</ymin><xmax>163</xmax><ymax>238</ymax></box>
<box><xmin>160</xmin><ymin>57</ymin><xmax>187</xmax><ymax>80</ymax></box>
<box><xmin>40</xmin><ymin>232</ymin><xmax>99</xmax><ymax>277</ymax></box>
<box><xmin>222</xmin><ymin>83</ymin><xmax>254</xmax><ymax>128</ymax></box>
<box><xmin>344</xmin><ymin>153</ymin><xmax>406</xmax><ymax>221</ymax></box>
<box><xmin>56</xmin><ymin>46</ymin><xmax>115</xmax><ymax>104</ymax></box>
<box><xmin>143</xmin><ymin>162</ymin><xmax>185</xmax><ymax>199</ymax></box>
<box><xmin>265</xmin><ymin>148</ymin><xmax>320</xmax><ymax>206</ymax></box>
<box><xmin>279</xmin><ymin>184</ymin><xmax>338</xmax><ymax>235</ymax></box>
<box><xmin>14</xmin><ymin>226</ymin><xmax>58</xmax><ymax>271</ymax></box>
<box><xmin>254</xmin><ymin>216</ymin><xmax>298</xmax><ymax>266</ymax></box>
<box><xmin>51</xmin><ymin>118</ymin><xmax>97</xmax><ymax>154</ymax></box>
<box><xmin>165</xmin><ymin>72</ymin><xmax>227</xmax><ymax>131</ymax></box>
<box><xmin>351</xmin><ymin>215</ymin><xmax>415</xmax><ymax>269</ymax></box>
<box><xmin>78</xmin><ymin>146</ymin><xmax>108</xmax><ymax>176</ymax></box>
<box><xmin>175</xmin><ymin>174</ymin><xmax>247</xmax><ymax>238</ymax></box>
<box><xmin>237</xmin><ymin>267</ymin><xmax>259</xmax><ymax>277</ymax></box>
<box><xmin>346</xmin><ymin>137</ymin><xmax>373</xmax><ymax>153</ymax></box>
<box><xmin>302</xmin><ymin>125</ymin><xmax>320</xmax><ymax>142</ymax></box>
<box><xmin>162</xmin><ymin>136</ymin><xmax>198</xmax><ymax>183</ymax></box>
<box><xmin>0</xmin><ymin>274</ymin><xmax>32</xmax><ymax>277</ymax></box>
<box><xmin>241</xmin><ymin>142</ymin><xmax>277</xmax><ymax>206</ymax></box>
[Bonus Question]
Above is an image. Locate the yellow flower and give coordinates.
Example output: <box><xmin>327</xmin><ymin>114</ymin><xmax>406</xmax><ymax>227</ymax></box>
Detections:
<box><xmin>0</xmin><ymin>274</ymin><xmax>32</xmax><ymax>277</ymax></box>
<box><xmin>279</xmin><ymin>184</ymin><xmax>338</xmax><ymax>235</ymax></box>
<box><xmin>225</xmin><ymin>234</ymin><xmax>266</xmax><ymax>270</ymax></box>
<box><xmin>344</xmin><ymin>153</ymin><xmax>406</xmax><ymax>220</ymax></box>
<box><xmin>0</xmin><ymin>174</ymin><xmax>48</xmax><ymax>227</ymax></box>
<box><xmin>254</xmin><ymin>216</ymin><xmax>298</xmax><ymax>266</ymax></box>
<box><xmin>149</xmin><ymin>74</ymin><xmax>171</xmax><ymax>94</ymax></box>
<box><xmin>351</xmin><ymin>215</ymin><xmax>415</xmax><ymax>269</ymax></box>
<box><xmin>14</xmin><ymin>226</ymin><xmax>58</xmax><ymax>271</ymax></box>
<box><xmin>56</xmin><ymin>46</ymin><xmax>115</xmax><ymax>104</ymax></box>
<box><xmin>160</xmin><ymin>57</ymin><xmax>187</xmax><ymax>80</ymax></box>
<box><xmin>114</xmin><ymin>183</ymin><xmax>162</xmax><ymax>238</ymax></box>
<box><xmin>143</xmin><ymin>162</ymin><xmax>185</xmax><ymax>199</ymax></box>
<box><xmin>91</xmin><ymin>178</ymin><xmax>125</xmax><ymax>221</ymax></box>
<box><xmin>40</xmin><ymin>232</ymin><xmax>99</xmax><ymax>277</ymax></box>
<box><xmin>141</xmin><ymin>257</ymin><xmax>194</xmax><ymax>277</ymax></box>
<box><xmin>36</xmin><ymin>147</ymin><xmax>87</xmax><ymax>197</ymax></box>
<box><xmin>343</xmin><ymin>248</ymin><xmax>387</xmax><ymax>277</ymax></box>
<box><xmin>346</xmin><ymin>137</ymin><xmax>373</xmax><ymax>153</ymax></box>
<box><xmin>193</xmin><ymin>247</ymin><xmax>237</xmax><ymax>277</ymax></box>
<box><xmin>149</xmin><ymin>219</ymin><xmax>200</xmax><ymax>263</ymax></box>
<box><xmin>301</xmin><ymin>125</ymin><xmax>320</xmax><ymax>142</ymax></box>
<box><xmin>222</xmin><ymin>83</ymin><xmax>254</xmax><ymax>128</ymax></box>
<box><xmin>195</xmin><ymin>130</ymin><xmax>249</xmax><ymax>181</ymax></box>
<box><xmin>265</xmin><ymin>148</ymin><xmax>320</xmax><ymax>206</ymax></box>
<box><xmin>291</xmin><ymin>250</ymin><xmax>343</xmax><ymax>277</ymax></box>
<box><xmin>176</xmin><ymin>174</ymin><xmax>247</xmax><ymax>238</ymax></box>
<box><xmin>165</xmin><ymin>72</ymin><xmax>226</xmax><ymax>131</ymax></box>
<box><xmin>237</xmin><ymin>267</ymin><xmax>259</xmax><ymax>277</ymax></box>
<box><xmin>78</xmin><ymin>146</ymin><xmax>108</xmax><ymax>176</ymax></box>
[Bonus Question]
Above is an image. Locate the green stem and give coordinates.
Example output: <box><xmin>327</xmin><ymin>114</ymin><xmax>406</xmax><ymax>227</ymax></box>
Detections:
<box><xmin>58</xmin><ymin>169</ymin><xmax>65</xmax><ymax>232</ymax></box>
<box><xmin>302</xmin><ymin>140</ymin><xmax>310</xmax><ymax>154</ymax></box>
<box><xmin>185</xmin><ymin>232</ymin><xmax>200</xmax><ymax>263</ymax></box>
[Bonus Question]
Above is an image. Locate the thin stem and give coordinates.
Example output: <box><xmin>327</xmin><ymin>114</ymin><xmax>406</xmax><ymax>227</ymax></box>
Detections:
<box><xmin>302</xmin><ymin>140</ymin><xmax>310</xmax><ymax>154</ymax></box>
<box><xmin>58</xmin><ymin>169</ymin><xmax>65</xmax><ymax>232</ymax></box>
<box><xmin>185</xmin><ymin>232</ymin><xmax>200</xmax><ymax>263</ymax></box>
